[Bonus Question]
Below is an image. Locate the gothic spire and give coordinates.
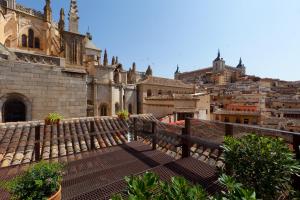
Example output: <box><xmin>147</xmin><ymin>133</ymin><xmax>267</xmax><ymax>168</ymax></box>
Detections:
<box><xmin>175</xmin><ymin>64</ymin><xmax>180</xmax><ymax>74</ymax></box>
<box><xmin>214</xmin><ymin>49</ymin><xmax>221</xmax><ymax>62</ymax></box>
<box><xmin>115</xmin><ymin>56</ymin><xmax>119</xmax><ymax>64</ymax></box>
<box><xmin>58</xmin><ymin>8</ymin><xmax>65</xmax><ymax>32</ymax></box>
<box><xmin>111</xmin><ymin>56</ymin><xmax>116</xmax><ymax>65</ymax></box>
<box><xmin>132</xmin><ymin>62</ymin><xmax>136</xmax><ymax>72</ymax></box>
<box><xmin>237</xmin><ymin>57</ymin><xmax>244</xmax><ymax>68</ymax></box>
<box><xmin>44</xmin><ymin>0</ymin><xmax>52</xmax><ymax>22</ymax></box>
<box><xmin>103</xmin><ymin>49</ymin><xmax>108</xmax><ymax>66</ymax></box>
<box><xmin>145</xmin><ymin>65</ymin><xmax>153</xmax><ymax>76</ymax></box>
<box><xmin>68</xmin><ymin>0</ymin><xmax>79</xmax><ymax>33</ymax></box>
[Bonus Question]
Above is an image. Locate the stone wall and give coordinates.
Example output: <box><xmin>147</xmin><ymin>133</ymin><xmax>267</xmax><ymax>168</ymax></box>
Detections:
<box><xmin>0</xmin><ymin>59</ymin><xmax>87</xmax><ymax>121</ymax></box>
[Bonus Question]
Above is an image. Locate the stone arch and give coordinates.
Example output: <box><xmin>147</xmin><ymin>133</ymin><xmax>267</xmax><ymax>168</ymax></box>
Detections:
<box><xmin>0</xmin><ymin>93</ymin><xmax>32</xmax><ymax>122</ymax></box>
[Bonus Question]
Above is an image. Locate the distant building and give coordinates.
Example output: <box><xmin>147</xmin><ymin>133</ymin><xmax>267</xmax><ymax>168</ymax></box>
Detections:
<box><xmin>175</xmin><ymin>50</ymin><xmax>246</xmax><ymax>86</ymax></box>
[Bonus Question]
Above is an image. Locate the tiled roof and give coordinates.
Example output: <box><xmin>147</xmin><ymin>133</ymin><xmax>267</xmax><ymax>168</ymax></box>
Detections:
<box><xmin>138</xmin><ymin>76</ymin><xmax>194</xmax><ymax>88</ymax></box>
<box><xmin>0</xmin><ymin>114</ymin><xmax>157</xmax><ymax>168</ymax></box>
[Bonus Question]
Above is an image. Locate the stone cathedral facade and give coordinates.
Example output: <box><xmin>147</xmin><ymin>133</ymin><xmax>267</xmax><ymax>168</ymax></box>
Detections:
<box><xmin>0</xmin><ymin>0</ymin><xmax>151</xmax><ymax>122</ymax></box>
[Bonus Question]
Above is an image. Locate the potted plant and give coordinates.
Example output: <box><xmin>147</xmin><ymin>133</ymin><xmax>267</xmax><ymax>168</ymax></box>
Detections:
<box><xmin>117</xmin><ymin>110</ymin><xmax>129</xmax><ymax>120</ymax></box>
<box><xmin>45</xmin><ymin>113</ymin><xmax>63</xmax><ymax>126</ymax></box>
<box><xmin>3</xmin><ymin>161</ymin><xmax>64</xmax><ymax>200</ymax></box>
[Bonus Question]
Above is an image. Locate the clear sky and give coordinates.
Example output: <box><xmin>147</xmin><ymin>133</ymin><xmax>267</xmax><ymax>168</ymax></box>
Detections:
<box><xmin>18</xmin><ymin>0</ymin><xmax>300</xmax><ymax>81</ymax></box>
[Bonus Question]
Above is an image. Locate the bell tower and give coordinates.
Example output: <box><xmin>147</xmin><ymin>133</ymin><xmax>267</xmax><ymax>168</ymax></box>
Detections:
<box><xmin>68</xmin><ymin>0</ymin><xmax>79</xmax><ymax>33</ymax></box>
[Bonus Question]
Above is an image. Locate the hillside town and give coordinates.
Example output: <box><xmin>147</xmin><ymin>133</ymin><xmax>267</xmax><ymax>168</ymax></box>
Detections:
<box><xmin>0</xmin><ymin>1</ymin><xmax>299</xmax><ymax>200</ymax></box>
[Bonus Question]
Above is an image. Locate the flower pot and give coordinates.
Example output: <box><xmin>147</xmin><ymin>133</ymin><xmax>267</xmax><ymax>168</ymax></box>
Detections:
<box><xmin>48</xmin><ymin>185</ymin><xmax>61</xmax><ymax>200</ymax></box>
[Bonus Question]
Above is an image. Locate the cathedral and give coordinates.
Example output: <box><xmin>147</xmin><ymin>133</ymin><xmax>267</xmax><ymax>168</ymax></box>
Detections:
<box><xmin>0</xmin><ymin>0</ymin><xmax>152</xmax><ymax>122</ymax></box>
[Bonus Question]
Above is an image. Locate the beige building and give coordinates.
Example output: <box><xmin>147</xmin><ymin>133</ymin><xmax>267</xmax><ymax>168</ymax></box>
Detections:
<box><xmin>175</xmin><ymin>51</ymin><xmax>246</xmax><ymax>86</ymax></box>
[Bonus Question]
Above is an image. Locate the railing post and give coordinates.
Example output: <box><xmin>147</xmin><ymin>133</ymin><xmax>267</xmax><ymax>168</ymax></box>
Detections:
<box><xmin>293</xmin><ymin>134</ymin><xmax>300</xmax><ymax>188</ymax></box>
<box><xmin>152</xmin><ymin>121</ymin><xmax>157</xmax><ymax>150</ymax></box>
<box><xmin>225</xmin><ymin>123</ymin><xmax>233</xmax><ymax>137</ymax></box>
<box><xmin>133</xmin><ymin>117</ymin><xmax>138</xmax><ymax>141</ymax></box>
<box><xmin>90</xmin><ymin>121</ymin><xmax>96</xmax><ymax>151</ymax></box>
<box><xmin>34</xmin><ymin>125</ymin><xmax>41</xmax><ymax>161</ymax></box>
<box><xmin>182</xmin><ymin>118</ymin><xmax>191</xmax><ymax>158</ymax></box>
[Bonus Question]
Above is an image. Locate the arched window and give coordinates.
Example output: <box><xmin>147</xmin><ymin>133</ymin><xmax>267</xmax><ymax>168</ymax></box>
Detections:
<box><xmin>128</xmin><ymin>104</ymin><xmax>133</xmax><ymax>114</ymax></box>
<box><xmin>115</xmin><ymin>103</ymin><xmax>120</xmax><ymax>114</ymax></box>
<box><xmin>147</xmin><ymin>89</ymin><xmax>152</xmax><ymax>97</ymax></box>
<box><xmin>34</xmin><ymin>37</ymin><xmax>40</xmax><ymax>49</ymax></box>
<box><xmin>4</xmin><ymin>39</ymin><xmax>11</xmax><ymax>48</ymax></box>
<box><xmin>100</xmin><ymin>104</ymin><xmax>108</xmax><ymax>116</ymax></box>
<box><xmin>22</xmin><ymin>34</ymin><xmax>27</xmax><ymax>47</ymax></box>
<box><xmin>28</xmin><ymin>29</ymin><xmax>34</xmax><ymax>48</ymax></box>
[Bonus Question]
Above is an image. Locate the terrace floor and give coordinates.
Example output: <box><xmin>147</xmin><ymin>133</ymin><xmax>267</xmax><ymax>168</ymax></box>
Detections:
<box><xmin>0</xmin><ymin>141</ymin><xmax>220</xmax><ymax>200</ymax></box>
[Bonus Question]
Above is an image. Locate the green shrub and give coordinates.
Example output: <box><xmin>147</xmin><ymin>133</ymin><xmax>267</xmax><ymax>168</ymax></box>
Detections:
<box><xmin>117</xmin><ymin>110</ymin><xmax>129</xmax><ymax>120</ymax></box>
<box><xmin>111</xmin><ymin>172</ymin><xmax>255</xmax><ymax>200</ymax></box>
<box><xmin>45</xmin><ymin>112</ymin><xmax>63</xmax><ymax>124</ymax></box>
<box><xmin>212</xmin><ymin>174</ymin><xmax>256</xmax><ymax>200</ymax></box>
<box><xmin>2</xmin><ymin>161</ymin><xmax>64</xmax><ymax>200</ymax></box>
<box><xmin>223</xmin><ymin>134</ymin><xmax>300</xmax><ymax>199</ymax></box>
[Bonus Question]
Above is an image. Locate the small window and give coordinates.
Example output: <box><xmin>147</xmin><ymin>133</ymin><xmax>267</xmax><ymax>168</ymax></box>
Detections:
<box><xmin>128</xmin><ymin>104</ymin><xmax>133</xmax><ymax>114</ymax></box>
<box><xmin>147</xmin><ymin>89</ymin><xmax>152</xmax><ymax>97</ymax></box>
<box><xmin>28</xmin><ymin>29</ymin><xmax>34</xmax><ymax>48</ymax></box>
<box><xmin>22</xmin><ymin>34</ymin><xmax>27</xmax><ymax>47</ymax></box>
<box><xmin>115</xmin><ymin>103</ymin><xmax>120</xmax><ymax>114</ymax></box>
<box><xmin>158</xmin><ymin>90</ymin><xmax>162</xmax><ymax>95</ymax></box>
<box><xmin>100</xmin><ymin>104</ymin><xmax>108</xmax><ymax>116</ymax></box>
<box><xmin>34</xmin><ymin>37</ymin><xmax>40</xmax><ymax>49</ymax></box>
<box><xmin>244</xmin><ymin>119</ymin><xmax>249</xmax><ymax>124</ymax></box>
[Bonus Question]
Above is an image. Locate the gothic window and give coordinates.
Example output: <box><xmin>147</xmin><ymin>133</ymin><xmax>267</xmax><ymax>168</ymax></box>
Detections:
<box><xmin>115</xmin><ymin>103</ymin><xmax>120</xmax><ymax>114</ymax></box>
<box><xmin>28</xmin><ymin>29</ymin><xmax>34</xmax><ymax>48</ymax></box>
<box><xmin>128</xmin><ymin>104</ymin><xmax>133</xmax><ymax>114</ymax></box>
<box><xmin>147</xmin><ymin>89</ymin><xmax>152</xmax><ymax>97</ymax></box>
<box><xmin>34</xmin><ymin>37</ymin><xmax>40</xmax><ymax>49</ymax></box>
<box><xmin>100</xmin><ymin>104</ymin><xmax>108</xmax><ymax>116</ymax></box>
<box><xmin>22</xmin><ymin>34</ymin><xmax>27</xmax><ymax>47</ymax></box>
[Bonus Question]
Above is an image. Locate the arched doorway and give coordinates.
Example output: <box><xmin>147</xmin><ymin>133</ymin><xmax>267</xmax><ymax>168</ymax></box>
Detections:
<box><xmin>2</xmin><ymin>99</ymin><xmax>26</xmax><ymax>122</ymax></box>
<box><xmin>99</xmin><ymin>104</ymin><xmax>108</xmax><ymax>116</ymax></box>
<box><xmin>0</xmin><ymin>93</ymin><xmax>31</xmax><ymax>123</ymax></box>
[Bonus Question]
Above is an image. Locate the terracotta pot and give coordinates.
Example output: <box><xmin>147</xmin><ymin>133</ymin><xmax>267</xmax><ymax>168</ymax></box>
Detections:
<box><xmin>48</xmin><ymin>185</ymin><xmax>61</xmax><ymax>200</ymax></box>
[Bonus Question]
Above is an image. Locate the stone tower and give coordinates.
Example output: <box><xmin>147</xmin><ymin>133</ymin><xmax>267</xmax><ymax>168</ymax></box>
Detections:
<box><xmin>68</xmin><ymin>0</ymin><xmax>79</xmax><ymax>33</ymax></box>
<box><xmin>58</xmin><ymin>8</ymin><xmax>65</xmax><ymax>32</ymax></box>
<box><xmin>5</xmin><ymin>0</ymin><xmax>16</xmax><ymax>9</ymax></box>
<box><xmin>44</xmin><ymin>0</ymin><xmax>52</xmax><ymax>22</ymax></box>
<box><xmin>213</xmin><ymin>49</ymin><xmax>225</xmax><ymax>73</ymax></box>
<box><xmin>236</xmin><ymin>57</ymin><xmax>246</xmax><ymax>76</ymax></box>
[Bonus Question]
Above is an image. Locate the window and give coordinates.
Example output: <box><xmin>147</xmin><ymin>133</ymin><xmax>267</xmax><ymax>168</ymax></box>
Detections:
<box><xmin>28</xmin><ymin>29</ymin><xmax>34</xmax><ymax>48</ymax></box>
<box><xmin>100</xmin><ymin>104</ymin><xmax>108</xmax><ymax>116</ymax></box>
<box><xmin>22</xmin><ymin>34</ymin><xmax>27</xmax><ymax>47</ymax></box>
<box><xmin>158</xmin><ymin>90</ymin><xmax>162</xmax><ymax>95</ymax></box>
<box><xmin>244</xmin><ymin>119</ymin><xmax>249</xmax><ymax>124</ymax></box>
<box><xmin>224</xmin><ymin>117</ymin><xmax>229</xmax><ymax>122</ymax></box>
<box><xmin>115</xmin><ymin>103</ymin><xmax>120</xmax><ymax>114</ymax></box>
<box><xmin>128</xmin><ymin>104</ymin><xmax>133</xmax><ymax>114</ymax></box>
<box><xmin>147</xmin><ymin>89</ymin><xmax>152</xmax><ymax>97</ymax></box>
<box><xmin>34</xmin><ymin>37</ymin><xmax>40</xmax><ymax>49</ymax></box>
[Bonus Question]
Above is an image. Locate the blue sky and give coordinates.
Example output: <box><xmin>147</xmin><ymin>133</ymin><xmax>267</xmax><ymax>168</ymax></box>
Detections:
<box><xmin>18</xmin><ymin>0</ymin><xmax>300</xmax><ymax>81</ymax></box>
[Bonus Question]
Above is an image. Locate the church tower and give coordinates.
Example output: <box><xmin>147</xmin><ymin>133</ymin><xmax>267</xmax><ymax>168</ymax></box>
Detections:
<box><xmin>68</xmin><ymin>0</ymin><xmax>79</xmax><ymax>33</ymax></box>
<box><xmin>44</xmin><ymin>0</ymin><xmax>52</xmax><ymax>22</ymax></box>
<box><xmin>236</xmin><ymin>57</ymin><xmax>246</xmax><ymax>76</ymax></box>
<box><xmin>213</xmin><ymin>50</ymin><xmax>225</xmax><ymax>73</ymax></box>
